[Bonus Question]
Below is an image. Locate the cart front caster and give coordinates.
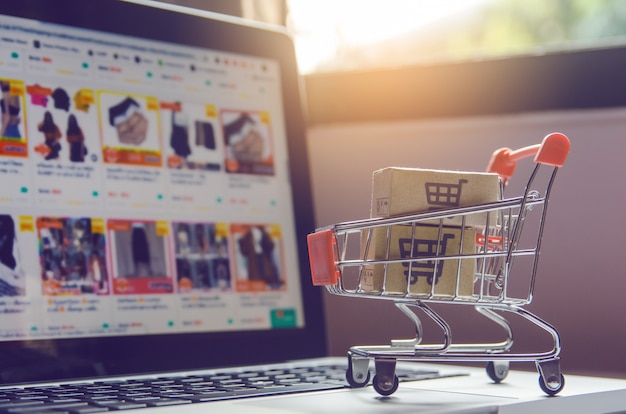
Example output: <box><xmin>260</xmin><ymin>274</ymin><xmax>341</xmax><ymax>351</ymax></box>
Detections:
<box><xmin>346</xmin><ymin>353</ymin><xmax>370</xmax><ymax>388</ymax></box>
<box><xmin>373</xmin><ymin>374</ymin><xmax>399</xmax><ymax>396</ymax></box>
<box><xmin>372</xmin><ymin>358</ymin><xmax>398</xmax><ymax>396</ymax></box>
<box><xmin>346</xmin><ymin>366</ymin><xmax>370</xmax><ymax>387</ymax></box>
<box><xmin>537</xmin><ymin>358</ymin><xmax>565</xmax><ymax>396</ymax></box>
<box><xmin>346</xmin><ymin>366</ymin><xmax>370</xmax><ymax>388</ymax></box>
<box><xmin>486</xmin><ymin>361</ymin><xmax>509</xmax><ymax>384</ymax></box>
<box><xmin>539</xmin><ymin>373</ymin><xmax>565</xmax><ymax>396</ymax></box>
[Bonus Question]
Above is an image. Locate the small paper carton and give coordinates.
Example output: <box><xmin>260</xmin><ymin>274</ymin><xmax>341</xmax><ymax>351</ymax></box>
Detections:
<box><xmin>361</xmin><ymin>223</ymin><xmax>475</xmax><ymax>297</ymax></box>
<box><xmin>371</xmin><ymin>167</ymin><xmax>500</xmax><ymax>226</ymax></box>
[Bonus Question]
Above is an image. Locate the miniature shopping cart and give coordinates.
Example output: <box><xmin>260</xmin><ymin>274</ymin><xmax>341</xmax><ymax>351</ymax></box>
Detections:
<box><xmin>307</xmin><ymin>133</ymin><xmax>570</xmax><ymax>396</ymax></box>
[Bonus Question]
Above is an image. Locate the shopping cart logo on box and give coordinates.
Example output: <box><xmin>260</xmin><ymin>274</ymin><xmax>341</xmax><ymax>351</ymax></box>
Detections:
<box><xmin>399</xmin><ymin>233</ymin><xmax>455</xmax><ymax>286</ymax></box>
<box><xmin>425</xmin><ymin>179</ymin><xmax>468</xmax><ymax>209</ymax></box>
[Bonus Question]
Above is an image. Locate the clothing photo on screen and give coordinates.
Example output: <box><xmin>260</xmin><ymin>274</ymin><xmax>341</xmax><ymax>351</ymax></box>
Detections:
<box><xmin>66</xmin><ymin>114</ymin><xmax>87</xmax><ymax>162</ymax></box>
<box><xmin>0</xmin><ymin>81</ymin><xmax>22</xmax><ymax>139</ymax></box>
<box><xmin>131</xmin><ymin>223</ymin><xmax>152</xmax><ymax>276</ymax></box>
<box><xmin>87</xmin><ymin>233</ymin><xmax>108</xmax><ymax>294</ymax></box>
<box><xmin>175</xmin><ymin>222</ymin><xmax>218</xmax><ymax>256</ymax></box>
<box><xmin>195</xmin><ymin>120</ymin><xmax>215</xmax><ymax>150</ymax></box>
<box><xmin>38</xmin><ymin>218</ymin><xmax>108</xmax><ymax>296</ymax></box>
<box><xmin>174</xmin><ymin>222</ymin><xmax>231</xmax><ymax>292</ymax></box>
<box><xmin>108</xmin><ymin>97</ymin><xmax>148</xmax><ymax>146</ymax></box>
<box><xmin>170</xmin><ymin>108</ymin><xmax>191</xmax><ymax>160</ymax></box>
<box><xmin>111</xmin><ymin>222</ymin><xmax>168</xmax><ymax>278</ymax></box>
<box><xmin>176</xmin><ymin>255</ymin><xmax>231</xmax><ymax>292</ymax></box>
<box><xmin>238</xmin><ymin>226</ymin><xmax>281</xmax><ymax>288</ymax></box>
<box><xmin>0</xmin><ymin>215</ymin><xmax>25</xmax><ymax>296</ymax></box>
<box><xmin>194</xmin><ymin>257</ymin><xmax>231</xmax><ymax>290</ymax></box>
<box><xmin>37</xmin><ymin>111</ymin><xmax>62</xmax><ymax>160</ymax></box>
<box><xmin>73</xmin><ymin>90</ymin><xmax>91</xmax><ymax>112</ymax></box>
<box><xmin>175</xmin><ymin>223</ymin><xmax>192</xmax><ymax>256</ymax></box>
<box><xmin>223</xmin><ymin>111</ymin><xmax>274</xmax><ymax>175</ymax></box>
<box><xmin>51</xmin><ymin>87</ymin><xmax>70</xmax><ymax>112</ymax></box>
<box><xmin>224</xmin><ymin>113</ymin><xmax>264</xmax><ymax>163</ymax></box>
<box><xmin>210</xmin><ymin>257</ymin><xmax>231</xmax><ymax>290</ymax></box>
<box><xmin>193</xmin><ymin>222</ymin><xmax>213</xmax><ymax>255</ymax></box>
<box><xmin>166</xmin><ymin>105</ymin><xmax>221</xmax><ymax>171</ymax></box>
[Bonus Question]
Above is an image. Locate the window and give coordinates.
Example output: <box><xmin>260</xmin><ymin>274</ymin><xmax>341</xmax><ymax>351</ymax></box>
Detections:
<box><xmin>287</xmin><ymin>0</ymin><xmax>626</xmax><ymax>74</ymax></box>
<box><xmin>154</xmin><ymin>1</ymin><xmax>626</xmax><ymax>123</ymax></box>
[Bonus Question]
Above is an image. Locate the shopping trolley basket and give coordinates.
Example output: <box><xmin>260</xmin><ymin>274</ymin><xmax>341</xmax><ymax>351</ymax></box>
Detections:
<box><xmin>307</xmin><ymin>133</ymin><xmax>570</xmax><ymax>396</ymax></box>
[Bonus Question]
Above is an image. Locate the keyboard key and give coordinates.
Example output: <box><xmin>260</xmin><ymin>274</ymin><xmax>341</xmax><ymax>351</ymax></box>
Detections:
<box><xmin>178</xmin><ymin>377</ymin><xmax>204</xmax><ymax>383</ymax></box>
<box><xmin>182</xmin><ymin>391</ymin><xmax>235</xmax><ymax>402</ymax></box>
<box><xmin>2</xmin><ymin>401</ymin><xmax>88</xmax><ymax>413</ymax></box>
<box><xmin>0</xmin><ymin>401</ymin><xmax>44</xmax><ymax>409</ymax></box>
<box><xmin>67</xmin><ymin>408</ymin><xmax>109</xmax><ymax>414</ymax></box>
<box><xmin>124</xmin><ymin>396</ymin><xmax>161</xmax><ymax>402</ymax></box>
<box><xmin>147</xmin><ymin>399</ymin><xmax>192</xmax><ymax>407</ymax></box>
<box><xmin>96</xmin><ymin>401</ymin><xmax>147</xmax><ymax>410</ymax></box>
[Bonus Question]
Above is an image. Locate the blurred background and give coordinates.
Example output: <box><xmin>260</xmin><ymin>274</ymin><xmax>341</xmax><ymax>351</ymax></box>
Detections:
<box><xmin>160</xmin><ymin>0</ymin><xmax>626</xmax><ymax>73</ymax></box>
<box><xmin>159</xmin><ymin>0</ymin><xmax>626</xmax><ymax>379</ymax></box>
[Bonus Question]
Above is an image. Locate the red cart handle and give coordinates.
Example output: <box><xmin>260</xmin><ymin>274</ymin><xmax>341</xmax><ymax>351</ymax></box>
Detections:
<box><xmin>487</xmin><ymin>132</ymin><xmax>570</xmax><ymax>183</ymax></box>
<box><xmin>307</xmin><ymin>229</ymin><xmax>339</xmax><ymax>286</ymax></box>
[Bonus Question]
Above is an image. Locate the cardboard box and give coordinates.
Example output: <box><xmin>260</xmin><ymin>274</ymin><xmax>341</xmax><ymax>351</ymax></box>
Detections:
<box><xmin>371</xmin><ymin>167</ymin><xmax>500</xmax><ymax>226</ymax></box>
<box><xmin>361</xmin><ymin>224</ymin><xmax>475</xmax><ymax>297</ymax></box>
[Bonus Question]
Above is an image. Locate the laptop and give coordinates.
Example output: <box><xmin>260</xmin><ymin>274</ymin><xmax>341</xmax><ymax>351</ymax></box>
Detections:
<box><xmin>1</xmin><ymin>1</ymin><xmax>626</xmax><ymax>413</ymax></box>
<box><xmin>0</xmin><ymin>0</ymin><xmax>452</xmax><ymax>410</ymax></box>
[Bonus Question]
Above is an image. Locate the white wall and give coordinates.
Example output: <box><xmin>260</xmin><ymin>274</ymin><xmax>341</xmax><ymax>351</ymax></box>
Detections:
<box><xmin>307</xmin><ymin>107</ymin><xmax>626</xmax><ymax>378</ymax></box>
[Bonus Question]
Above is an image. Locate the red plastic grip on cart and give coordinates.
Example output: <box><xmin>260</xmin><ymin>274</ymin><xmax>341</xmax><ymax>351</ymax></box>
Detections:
<box><xmin>307</xmin><ymin>229</ymin><xmax>339</xmax><ymax>286</ymax></box>
<box><xmin>476</xmin><ymin>234</ymin><xmax>503</xmax><ymax>246</ymax></box>
<box><xmin>487</xmin><ymin>132</ymin><xmax>570</xmax><ymax>182</ymax></box>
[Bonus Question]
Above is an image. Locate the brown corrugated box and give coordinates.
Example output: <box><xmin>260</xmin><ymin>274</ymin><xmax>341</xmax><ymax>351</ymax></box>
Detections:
<box><xmin>371</xmin><ymin>167</ymin><xmax>501</xmax><ymax>226</ymax></box>
<box><xmin>361</xmin><ymin>167</ymin><xmax>500</xmax><ymax>297</ymax></box>
<box><xmin>361</xmin><ymin>224</ymin><xmax>475</xmax><ymax>297</ymax></box>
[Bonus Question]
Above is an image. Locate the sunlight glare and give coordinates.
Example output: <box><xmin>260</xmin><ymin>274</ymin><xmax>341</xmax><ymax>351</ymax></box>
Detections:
<box><xmin>288</xmin><ymin>0</ymin><xmax>490</xmax><ymax>73</ymax></box>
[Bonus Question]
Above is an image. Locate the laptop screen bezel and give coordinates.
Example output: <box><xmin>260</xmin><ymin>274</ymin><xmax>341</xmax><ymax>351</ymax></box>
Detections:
<box><xmin>0</xmin><ymin>0</ymin><xmax>326</xmax><ymax>384</ymax></box>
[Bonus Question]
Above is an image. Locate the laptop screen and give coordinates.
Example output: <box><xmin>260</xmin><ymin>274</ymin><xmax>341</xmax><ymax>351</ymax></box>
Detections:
<box><xmin>0</xmin><ymin>0</ymin><xmax>324</xmax><ymax>383</ymax></box>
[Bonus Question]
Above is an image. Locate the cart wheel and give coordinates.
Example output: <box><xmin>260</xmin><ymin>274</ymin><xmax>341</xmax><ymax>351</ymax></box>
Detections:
<box><xmin>486</xmin><ymin>361</ymin><xmax>509</xmax><ymax>383</ymax></box>
<box><xmin>346</xmin><ymin>366</ymin><xmax>370</xmax><ymax>387</ymax></box>
<box><xmin>539</xmin><ymin>373</ymin><xmax>565</xmax><ymax>396</ymax></box>
<box><xmin>372</xmin><ymin>374</ymin><xmax>399</xmax><ymax>396</ymax></box>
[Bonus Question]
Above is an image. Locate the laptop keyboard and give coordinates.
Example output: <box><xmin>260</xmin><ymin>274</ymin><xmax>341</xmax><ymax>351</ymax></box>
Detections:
<box><xmin>0</xmin><ymin>364</ymin><xmax>446</xmax><ymax>412</ymax></box>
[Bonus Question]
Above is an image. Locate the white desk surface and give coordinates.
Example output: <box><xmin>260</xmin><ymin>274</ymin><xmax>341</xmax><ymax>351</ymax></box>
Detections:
<box><xmin>143</xmin><ymin>358</ymin><xmax>626</xmax><ymax>413</ymax></box>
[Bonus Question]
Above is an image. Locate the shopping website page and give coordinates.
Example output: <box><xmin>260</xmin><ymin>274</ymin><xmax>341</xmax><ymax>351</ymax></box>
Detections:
<box><xmin>0</xmin><ymin>14</ymin><xmax>304</xmax><ymax>341</ymax></box>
